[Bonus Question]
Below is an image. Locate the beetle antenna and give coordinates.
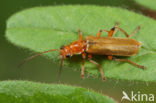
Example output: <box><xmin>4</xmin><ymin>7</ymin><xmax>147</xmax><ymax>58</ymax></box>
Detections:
<box><xmin>57</xmin><ymin>56</ymin><xmax>64</xmax><ymax>83</ymax></box>
<box><xmin>18</xmin><ymin>49</ymin><xmax>61</xmax><ymax>68</ymax></box>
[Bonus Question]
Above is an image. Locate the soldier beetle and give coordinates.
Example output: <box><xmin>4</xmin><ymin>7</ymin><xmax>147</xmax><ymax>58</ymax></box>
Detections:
<box><xmin>19</xmin><ymin>23</ymin><xmax>145</xmax><ymax>81</ymax></box>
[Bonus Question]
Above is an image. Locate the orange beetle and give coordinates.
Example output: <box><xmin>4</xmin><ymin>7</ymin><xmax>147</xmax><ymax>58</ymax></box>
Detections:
<box><xmin>20</xmin><ymin>23</ymin><xmax>145</xmax><ymax>81</ymax></box>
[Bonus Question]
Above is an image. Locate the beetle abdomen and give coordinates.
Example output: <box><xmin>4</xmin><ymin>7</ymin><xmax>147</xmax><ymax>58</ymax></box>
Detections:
<box><xmin>85</xmin><ymin>36</ymin><xmax>142</xmax><ymax>56</ymax></box>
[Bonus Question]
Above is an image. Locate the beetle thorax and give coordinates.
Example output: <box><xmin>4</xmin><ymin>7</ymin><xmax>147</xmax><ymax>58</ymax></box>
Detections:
<box><xmin>60</xmin><ymin>40</ymin><xmax>86</xmax><ymax>58</ymax></box>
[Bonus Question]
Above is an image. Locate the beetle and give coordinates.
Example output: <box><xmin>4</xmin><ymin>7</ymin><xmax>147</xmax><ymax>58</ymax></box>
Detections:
<box><xmin>19</xmin><ymin>23</ymin><xmax>145</xmax><ymax>81</ymax></box>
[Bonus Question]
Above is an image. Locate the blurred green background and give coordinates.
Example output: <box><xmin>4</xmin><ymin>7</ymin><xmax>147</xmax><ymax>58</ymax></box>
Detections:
<box><xmin>0</xmin><ymin>0</ymin><xmax>156</xmax><ymax>102</ymax></box>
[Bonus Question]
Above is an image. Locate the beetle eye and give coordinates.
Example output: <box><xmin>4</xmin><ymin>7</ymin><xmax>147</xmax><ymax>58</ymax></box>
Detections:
<box><xmin>66</xmin><ymin>54</ymin><xmax>70</xmax><ymax>58</ymax></box>
<box><xmin>60</xmin><ymin>45</ymin><xmax>64</xmax><ymax>49</ymax></box>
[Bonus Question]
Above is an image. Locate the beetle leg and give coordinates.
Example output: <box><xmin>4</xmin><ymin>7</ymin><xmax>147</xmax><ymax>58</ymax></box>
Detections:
<box><xmin>109</xmin><ymin>22</ymin><xmax>131</xmax><ymax>38</ymax></box>
<box><xmin>107</xmin><ymin>55</ymin><xmax>113</xmax><ymax>60</ymax></box>
<box><xmin>81</xmin><ymin>52</ymin><xmax>86</xmax><ymax>79</ymax></box>
<box><xmin>88</xmin><ymin>54</ymin><xmax>106</xmax><ymax>81</ymax></box>
<box><xmin>115</xmin><ymin>27</ymin><xmax>130</xmax><ymax>38</ymax></box>
<box><xmin>57</xmin><ymin>56</ymin><xmax>64</xmax><ymax>82</ymax></box>
<box><xmin>108</xmin><ymin>22</ymin><xmax>119</xmax><ymax>37</ymax></box>
<box><xmin>96</xmin><ymin>30</ymin><xmax>109</xmax><ymax>37</ymax></box>
<box><xmin>111</xmin><ymin>58</ymin><xmax>145</xmax><ymax>69</ymax></box>
<box><xmin>107</xmin><ymin>33</ymin><xmax>113</xmax><ymax>61</ymax></box>
<box><xmin>115</xmin><ymin>25</ymin><xmax>141</xmax><ymax>38</ymax></box>
<box><xmin>129</xmin><ymin>25</ymin><xmax>141</xmax><ymax>37</ymax></box>
<box><xmin>96</xmin><ymin>22</ymin><xmax>119</xmax><ymax>37</ymax></box>
<box><xmin>78</xmin><ymin>30</ymin><xmax>83</xmax><ymax>41</ymax></box>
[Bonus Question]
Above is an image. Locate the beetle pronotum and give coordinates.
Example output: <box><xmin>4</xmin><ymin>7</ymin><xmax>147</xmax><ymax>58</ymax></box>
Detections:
<box><xmin>19</xmin><ymin>23</ymin><xmax>145</xmax><ymax>81</ymax></box>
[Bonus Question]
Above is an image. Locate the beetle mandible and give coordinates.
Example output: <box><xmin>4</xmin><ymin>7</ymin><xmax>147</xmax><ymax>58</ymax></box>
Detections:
<box><xmin>20</xmin><ymin>23</ymin><xmax>145</xmax><ymax>81</ymax></box>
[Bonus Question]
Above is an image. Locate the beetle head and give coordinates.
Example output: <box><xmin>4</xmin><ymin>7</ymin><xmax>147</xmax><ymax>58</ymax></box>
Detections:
<box><xmin>60</xmin><ymin>45</ymin><xmax>72</xmax><ymax>59</ymax></box>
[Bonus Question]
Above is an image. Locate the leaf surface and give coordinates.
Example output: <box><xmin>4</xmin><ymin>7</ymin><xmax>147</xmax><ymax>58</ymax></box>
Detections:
<box><xmin>0</xmin><ymin>81</ymin><xmax>115</xmax><ymax>103</ymax></box>
<box><xmin>6</xmin><ymin>5</ymin><xmax>156</xmax><ymax>81</ymax></box>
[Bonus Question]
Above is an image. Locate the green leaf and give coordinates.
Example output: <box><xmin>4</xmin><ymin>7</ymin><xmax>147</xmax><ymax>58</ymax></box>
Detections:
<box><xmin>6</xmin><ymin>5</ymin><xmax>156</xmax><ymax>82</ymax></box>
<box><xmin>135</xmin><ymin>0</ymin><xmax>156</xmax><ymax>10</ymax></box>
<box><xmin>0</xmin><ymin>81</ymin><xmax>116</xmax><ymax>103</ymax></box>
